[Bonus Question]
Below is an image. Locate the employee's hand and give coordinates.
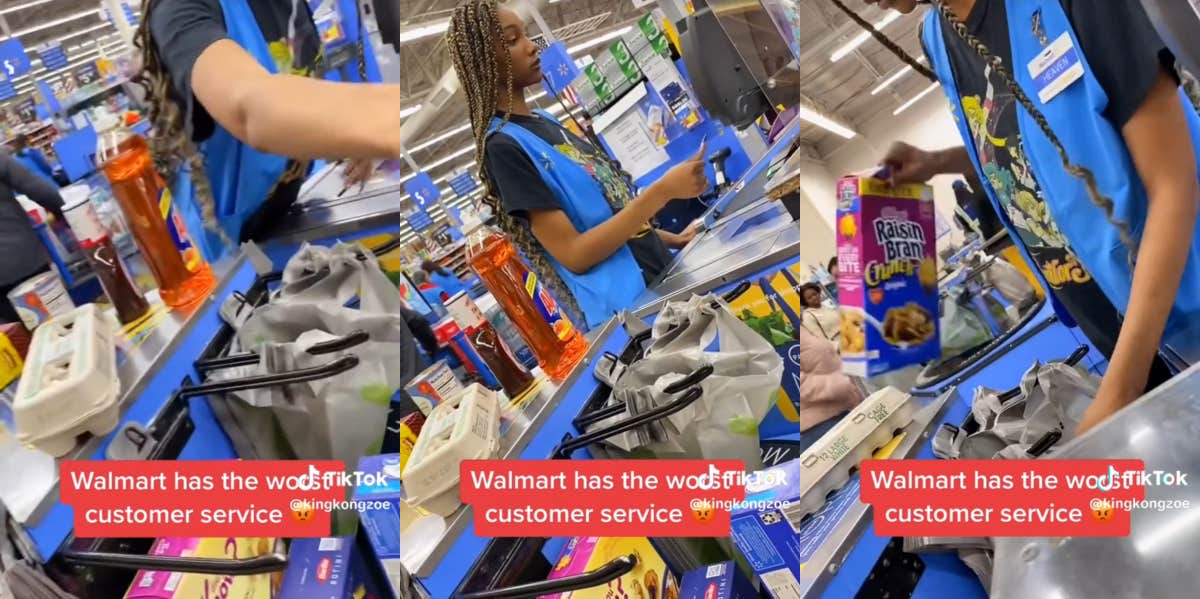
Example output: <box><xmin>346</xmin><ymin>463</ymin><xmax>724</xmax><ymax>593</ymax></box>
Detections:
<box><xmin>654</xmin><ymin>141</ymin><xmax>710</xmax><ymax>201</ymax></box>
<box><xmin>1075</xmin><ymin>381</ymin><xmax>1134</xmax><ymax>436</ymax></box>
<box><xmin>881</xmin><ymin>142</ymin><xmax>941</xmax><ymax>185</ymax></box>
<box><xmin>342</xmin><ymin>158</ymin><xmax>376</xmax><ymax>187</ymax></box>
<box><xmin>676</xmin><ymin>221</ymin><xmax>700</xmax><ymax>245</ymax></box>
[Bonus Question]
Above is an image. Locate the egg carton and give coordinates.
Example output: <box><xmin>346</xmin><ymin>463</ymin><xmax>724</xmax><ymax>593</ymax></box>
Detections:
<box><xmin>14</xmin><ymin>304</ymin><xmax>120</xmax><ymax>457</ymax></box>
<box><xmin>402</xmin><ymin>383</ymin><xmax>501</xmax><ymax>517</ymax></box>
<box><xmin>787</xmin><ymin>387</ymin><xmax>917</xmax><ymax>525</ymax></box>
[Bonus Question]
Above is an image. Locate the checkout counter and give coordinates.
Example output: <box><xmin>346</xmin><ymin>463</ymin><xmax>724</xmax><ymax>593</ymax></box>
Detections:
<box><xmin>0</xmin><ymin>197</ymin><xmax>403</xmax><ymax>595</ymax></box>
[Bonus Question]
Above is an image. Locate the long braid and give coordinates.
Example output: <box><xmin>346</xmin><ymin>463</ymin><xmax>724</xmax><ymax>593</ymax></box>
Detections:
<box><xmin>930</xmin><ymin>0</ymin><xmax>1138</xmax><ymax>264</ymax></box>
<box><xmin>448</xmin><ymin>0</ymin><xmax>588</xmax><ymax>326</ymax></box>
<box><xmin>133</xmin><ymin>0</ymin><xmax>233</xmax><ymax>250</ymax></box>
<box><xmin>827</xmin><ymin>0</ymin><xmax>937</xmax><ymax>81</ymax></box>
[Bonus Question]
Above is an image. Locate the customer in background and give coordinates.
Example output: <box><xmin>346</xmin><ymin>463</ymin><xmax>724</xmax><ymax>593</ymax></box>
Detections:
<box><xmin>11</xmin><ymin>134</ymin><xmax>57</xmax><ymax>187</ymax></box>
<box><xmin>421</xmin><ymin>260</ymin><xmax>467</xmax><ymax>297</ymax></box>
<box><xmin>0</xmin><ymin>151</ymin><xmax>65</xmax><ymax>323</ymax></box>
<box><xmin>800</xmin><ymin>283</ymin><xmax>840</xmax><ymax>343</ymax></box>
<box><xmin>411</xmin><ymin>270</ymin><xmax>449</xmax><ymax>307</ymax></box>
<box><xmin>799</xmin><ymin>327</ymin><xmax>864</xmax><ymax>436</ymax></box>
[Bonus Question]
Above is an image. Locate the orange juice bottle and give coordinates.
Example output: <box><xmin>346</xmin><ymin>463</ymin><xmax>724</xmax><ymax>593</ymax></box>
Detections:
<box><xmin>97</xmin><ymin>129</ymin><xmax>215</xmax><ymax>309</ymax></box>
<box><xmin>466</xmin><ymin>226</ymin><xmax>587</xmax><ymax>382</ymax></box>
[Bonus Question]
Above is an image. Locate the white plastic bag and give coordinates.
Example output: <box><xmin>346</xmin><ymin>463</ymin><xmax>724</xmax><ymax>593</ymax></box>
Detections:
<box><xmin>599</xmin><ymin>294</ymin><xmax>784</xmax><ymax>470</ymax></box>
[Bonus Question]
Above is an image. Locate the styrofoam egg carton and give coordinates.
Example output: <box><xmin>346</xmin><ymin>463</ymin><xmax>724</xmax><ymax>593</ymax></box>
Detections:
<box><xmin>14</xmin><ymin>304</ymin><xmax>121</xmax><ymax>457</ymax></box>
<box><xmin>402</xmin><ymin>383</ymin><xmax>501</xmax><ymax>517</ymax></box>
<box><xmin>789</xmin><ymin>387</ymin><xmax>917</xmax><ymax>524</ymax></box>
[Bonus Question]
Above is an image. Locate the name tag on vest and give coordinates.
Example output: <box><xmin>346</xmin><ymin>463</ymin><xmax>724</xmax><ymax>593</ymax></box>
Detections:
<box><xmin>1027</xmin><ymin>32</ymin><xmax>1084</xmax><ymax>104</ymax></box>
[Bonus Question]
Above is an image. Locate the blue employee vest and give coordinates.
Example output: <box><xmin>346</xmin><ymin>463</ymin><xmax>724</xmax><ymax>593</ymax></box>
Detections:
<box><xmin>486</xmin><ymin>110</ymin><xmax>647</xmax><ymax>330</ymax></box>
<box><xmin>924</xmin><ymin>0</ymin><xmax>1200</xmax><ymax>354</ymax></box>
<box><xmin>430</xmin><ymin>270</ymin><xmax>467</xmax><ymax>297</ymax></box>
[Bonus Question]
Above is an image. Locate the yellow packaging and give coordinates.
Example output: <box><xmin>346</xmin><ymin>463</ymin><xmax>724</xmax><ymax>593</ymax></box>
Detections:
<box><xmin>124</xmin><ymin>538</ymin><xmax>279</xmax><ymax>599</ymax></box>
<box><xmin>398</xmin><ymin>414</ymin><xmax>422</xmax><ymax>474</ymax></box>
<box><xmin>541</xmin><ymin>537</ymin><xmax>679</xmax><ymax>599</ymax></box>
<box><xmin>0</xmin><ymin>333</ymin><xmax>23</xmax><ymax>390</ymax></box>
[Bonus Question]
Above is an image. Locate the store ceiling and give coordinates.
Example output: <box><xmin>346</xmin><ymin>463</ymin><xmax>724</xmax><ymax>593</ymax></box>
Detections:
<box><xmin>797</xmin><ymin>0</ymin><xmax>931</xmax><ymax>156</ymax></box>
<box><xmin>0</xmin><ymin>0</ymin><xmax>131</xmax><ymax>107</ymax></box>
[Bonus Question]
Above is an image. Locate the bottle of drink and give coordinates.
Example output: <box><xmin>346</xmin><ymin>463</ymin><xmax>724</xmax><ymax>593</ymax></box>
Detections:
<box><xmin>96</xmin><ymin>129</ymin><xmax>215</xmax><ymax>308</ymax></box>
<box><xmin>465</xmin><ymin>226</ymin><xmax>586</xmax><ymax>382</ymax></box>
<box><xmin>445</xmin><ymin>291</ymin><xmax>536</xmax><ymax>399</ymax></box>
<box><xmin>60</xmin><ymin>184</ymin><xmax>150</xmax><ymax>325</ymax></box>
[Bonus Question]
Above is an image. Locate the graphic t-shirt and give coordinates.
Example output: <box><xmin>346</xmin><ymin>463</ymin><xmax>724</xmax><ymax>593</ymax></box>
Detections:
<box><xmin>150</xmin><ymin>0</ymin><xmax>325</xmax><ymax>241</ymax></box>
<box><xmin>484</xmin><ymin>113</ymin><xmax>674</xmax><ymax>284</ymax></box>
<box><xmin>930</xmin><ymin>0</ymin><xmax>1175</xmax><ymax>362</ymax></box>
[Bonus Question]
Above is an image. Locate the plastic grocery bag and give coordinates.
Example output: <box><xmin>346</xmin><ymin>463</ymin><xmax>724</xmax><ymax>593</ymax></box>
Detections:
<box><xmin>940</xmin><ymin>288</ymin><xmax>993</xmax><ymax>357</ymax></box>
<box><xmin>983</xmin><ymin>258</ymin><xmax>1036</xmax><ymax>307</ymax></box>
<box><xmin>207</xmin><ymin>242</ymin><xmax>413</xmax><ymax>466</ymax></box>
<box><xmin>597</xmin><ymin>294</ymin><xmax>784</xmax><ymax>470</ymax></box>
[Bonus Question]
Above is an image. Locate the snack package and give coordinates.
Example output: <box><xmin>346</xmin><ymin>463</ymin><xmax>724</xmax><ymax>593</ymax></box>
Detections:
<box><xmin>538</xmin><ymin>537</ymin><xmax>679</xmax><ymax>599</ymax></box>
<box><xmin>678</xmin><ymin>561</ymin><xmax>757</xmax><ymax>599</ymax></box>
<box><xmin>835</xmin><ymin>175</ymin><xmax>940</xmax><ymax>377</ymax></box>
<box><xmin>279</xmin><ymin>537</ymin><xmax>383</xmax><ymax>599</ymax></box>
<box><xmin>124</xmin><ymin>538</ymin><xmax>277</xmax><ymax>599</ymax></box>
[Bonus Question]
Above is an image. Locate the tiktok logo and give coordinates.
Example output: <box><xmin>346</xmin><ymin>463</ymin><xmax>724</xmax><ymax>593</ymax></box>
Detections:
<box><xmin>1093</xmin><ymin>465</ymin><xmax>1119</xmax><ymax>492</ymax></box>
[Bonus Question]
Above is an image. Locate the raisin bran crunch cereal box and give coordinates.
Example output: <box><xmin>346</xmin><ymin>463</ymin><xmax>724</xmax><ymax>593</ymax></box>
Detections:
<box><xmin>836</xmin><ymin>175</ymin><xmax>939</xmax><ymax>377</ymax></box>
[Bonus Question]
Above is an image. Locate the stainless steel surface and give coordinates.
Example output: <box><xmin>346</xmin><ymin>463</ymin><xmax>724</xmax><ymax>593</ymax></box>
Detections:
<box><xmin>271</xmin><ymin>183</ymin><xmax>404</xmax><ymax>245</ymax></box>
<box><xmin>15</xmin><ymin>254</ymin><xmax>246</xmax><ymax>528</ymax></box>
<box><xmin>1140</xmin><ymin>0</ymin><xmax>1200</xmax><ymax>76</ymax></box>
<box><xmin>414</xmin><ymin>316</ymin><xmax>622</xmax><ymax>577</ymax></box>
<box><xmin>992</xmin><ymin>361</ymin><xmax>1200</xmax><ymax>599</ymax></box>
<box><xmin>798</xmin><ymin>388</ymin><xmax>959</xmax><ymax>598</ymax></box>
<box><xmin>634</xmin><ymin>199</ymin><xmax>799</xmax><ymax>317</ymax></box>
<box><xmin>705</xmin><ymin>117</ymin><xmax>801</xmax><ymax>226</ymax></box>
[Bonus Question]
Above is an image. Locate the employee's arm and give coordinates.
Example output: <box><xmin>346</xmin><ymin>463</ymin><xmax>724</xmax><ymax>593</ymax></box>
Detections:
<box><xmin>1076</xmin><ymin>69</ymin><xmax>1200</xmax><ymax>434</ymax></box>
<box><xmin>191</xmin><ymin>40</ymin><xmax>401</xmax><ymax>160</ymax></box>
<box><xmin>530</xmin><ymin>186</ymin><xmax>671</xmax><ymax>273</ymax></box>
<box><xmin>1</xmin><ymin>153</ymin><xmax>63</xmax><ymax>218</ymax></box>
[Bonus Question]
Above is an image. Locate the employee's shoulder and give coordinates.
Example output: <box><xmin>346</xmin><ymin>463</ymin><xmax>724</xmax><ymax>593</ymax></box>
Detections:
<box><xmin>150</xmin><ymin>0</ymin><xmax>225</xmax><ymax>31</ymax></box>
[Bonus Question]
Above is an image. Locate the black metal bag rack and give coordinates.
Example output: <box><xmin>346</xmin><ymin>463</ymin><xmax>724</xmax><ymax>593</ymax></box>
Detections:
<box><xmin>451</xmin><ymin>286</ymin><xmax>757</xmax><ymax>598</ymax></box>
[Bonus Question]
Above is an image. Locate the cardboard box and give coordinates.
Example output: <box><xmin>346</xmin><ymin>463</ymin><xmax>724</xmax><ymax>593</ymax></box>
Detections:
<box><xmin>124</xmin><ymin>538</ymin><xmax>276</xmax><ymax>599</ymax></box>
<box><xmin>730</xmin><ymin>461</ymin><xmax>802</xmax><ymax>599</ymax></box>
<box><xmin>539</xmin><ymin>537</ymin><xmax>678</xmax><ymax>599</ymax></box>
<box><xmin>398</xmin><ymin>412</ymin><xmax>424</xmax><ymax>474</ymax></box>
<box><xmin>279</xmin><ymin>537</ymin><xmax>383</xmax><ymax>599</ymax></box>
<box><xmin>835</xmin><ymin>176</ymin><xmax>940</xmax><ymax>377</ymax></box>
<box><xmin>679</xmin><ymin>561</ymin><xmax>757</xmax><ymax>599</ymax></box>
<box><xmin>0</xmin><ymin>329</ymin><xmax>25</xmax><ymax>390</ymax></box>
<box><xmin>403</xmin><ymin>361</ymin><xmax>464</xmax><ymax>415</ymax></box>
<box><xmin>353</xmin><ymin>454</ymin><xmax>405</xmax><ymax>586</ymax></box>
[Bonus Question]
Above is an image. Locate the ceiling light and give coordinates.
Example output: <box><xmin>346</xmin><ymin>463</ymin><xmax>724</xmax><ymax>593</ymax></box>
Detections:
<box><xmin>399</xmin><ymin>145</ymin><xmax>474</xmax><ymax>183</ymax></box>
<box><xmin>7</xmin><ymin>8</ymin><xmax>102</xmax><ymax>40</ymax></box>
<box><xmin>568</xmin><ymin>27</ymin><xmax>631</xmax><ymax>55</ymax></box>
<box><xmin>871</xmin><ymin>57</ymin><xmax>927</xmax><ymax>95</ymax></box>
<box><xmin>893</xmin><ymin>82</ymin><xmax>940</xmax><ymax>115</ymax></box>
<box><xmin>830</xmin><ymin>11</ymin><xmax>901</xmax><ymax>62</ymax></box>
<box><xmin>411</xmin><ymin>123</ymin><xmax>471</xmax><ymax>153</ymax></box>
<box><xmin>399</xmin><ymin>19</ymin><xmax>449</xmax><ymax>44</ymax></box>
<box><xmin>57</xmin><ymin>22</ymin><xmax>111</xmax><ymax>45</ymax></box>
<box><xmin>798</xmin><ymin>106</ymin><xmax>857</xmax><ymax>139</ymax></box>
<box><xmin>0</xmin><ymin>0</ymin><xmax>53</xmax><ymax>16</ymax></box>
<box><xmin>400</xmin><ymin>104</ymin><xmax>422</xmax><ymax>119</ymax></box>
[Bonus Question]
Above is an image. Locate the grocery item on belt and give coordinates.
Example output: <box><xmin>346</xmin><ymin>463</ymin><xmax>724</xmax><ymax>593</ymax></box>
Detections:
<box><xmin>539</xmin><ymin>537</ymin><xmax>678</xmax><ymax>599</ymax></box>
<box><xmin>61</xmin><ymin>183</ymin><xmax>149</xmax><ymax>326</ymax></box>
<box><xmin>5</xmin><ymin>271</ymin><xmax>75</xmax><ymax>331</ymax></box>
<box><xmin>792</xmin><ymin>387</ymin><xmax>916</xmax><ymax>522</ymax></box>
<box><xmin>446</xmin><ymin>291</ymin><xmax>536</xmax><ymax>400</ymax></box>
<box><xmin>836</xmin><ymin>175</ymin><xmax>940</xmax><ymax>377</ymax></box>
<box><xmin>354</xmin><ymin>454</ymin><xmax>412</xmax><ymax>588</ymax></box>
<box><xmin>279</xmin><ymin>537</ymin><xmax>383</xmax><ymax>599</ymax></box>
<box><xmin>730</xmin><ymin>461</ymin><xmax>803</xmax><ymax>599</ymax></box>
<box><xmin>398</xmin><ymin>412</ymin><xmax>425</xmax><ymax>474</ymax></box>
<box><xmin>0</xmin><ymin>323</ymin><xmax>28</xmax><ymax>390</ymax></box>
<box><xmin>124</xmin><ymin>537</ymin><xmax>279</xmax><ymax>599</ymax></box>
<box><xmin>679</xmin><ymin>561</ymin><xmax>756</xmax><ymax>599</ymax></box>
<box><xmin>13</xmin><ymin>304</ymin><xmax>119</xmax><ymax>457</ymax></box>
<box><xmin>404</xmin><ymin>361</ymin><xmax>465</xmax><ymax>416</ymax></box>
<box><xmin>402</xmin><ymin>384</ymin><xmax>500</xmax><ymax>516</ymax></box>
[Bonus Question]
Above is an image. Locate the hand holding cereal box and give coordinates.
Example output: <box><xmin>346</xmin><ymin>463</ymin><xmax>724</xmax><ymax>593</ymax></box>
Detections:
<box><xmin>835</xmin><ymin>175</ymin><xmax>939</xmax><ymax>377</ymax></box>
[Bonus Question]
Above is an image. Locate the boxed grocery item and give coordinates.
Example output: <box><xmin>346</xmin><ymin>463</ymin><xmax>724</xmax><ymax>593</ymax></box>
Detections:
<box><xmin>398</xmin><ymin>412</ymin><xmax>425</xmax><ymax>474</ymax></box>
<box><xmin>354</xmin><ymin>454</ymin><xmax>402</xmax><ymax>568</ymax></box>
<box><xmin>0</xmin><ymin>325</ymin><xmax>25</xmax><ymax>390</ymax></box>
<box><xmin>730</xmin><ymin>461</ymin><xmax>801</xmax><ymax>599</ymax></box>
<box><xmin>539</xmin><ymin>537</ymin><xmax>679</xmax><ymax>599</ymax></box>
<box><xmin>124</xmin><ymin>537</ymin><xmax>277</xmax><ymax>599</ymax></box>
<box><xmin>279</xmin><ymin>537</ymin><xmax>382</xmax><ymax>599</ymax></box>
<box><xmin>835</xmin><ymin>175</ymin><xmax>939</xmax><ymax>377</ymax></box>
<box><xmin>404</xmin><ymin>360</ymin><xmax>464</xmax><ymax>415</ymax></box>
<box><xmin>679</xmin><ymin>561</ymin><xmax>757</xmax><ymax>599</ymax></box>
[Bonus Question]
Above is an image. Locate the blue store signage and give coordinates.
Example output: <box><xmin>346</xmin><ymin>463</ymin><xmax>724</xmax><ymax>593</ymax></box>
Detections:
<box><xmin>403</xmin><ymin>172</ymin><xmax>440</xmax><ymax>209</ymax></box>
<box><xmin>0</xmin><ymin>40</ymin><xmax>31</xmax><ymax>78</ymax></box>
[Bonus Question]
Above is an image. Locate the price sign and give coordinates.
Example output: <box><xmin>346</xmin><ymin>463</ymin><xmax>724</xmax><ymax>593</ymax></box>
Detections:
<box><xmin>407</xmin><ymin>210</ymin><xmax>435</xmax><ymax>232</ymax></box>
<box><xmin>403</xmin><ymin>172</ymin><xmax>441</xmax><ymax>209</ymax></box>
<box><xmin>36</xmin><ymin>43</ymin><xmax>69</xmax><ymax>71</ymax></box>
<box><xmin>0</xmin><ymin>40</ymin><xmax>31</xmax><ymax>78</ymax></box>
<box><xmin>73</xmin><ymin>62</ymin><xmax>101</xmax><ymax>87</ymax></box>
<box><xmin>14</xmin><ymin>98</ymin><xmax>37</xmax><ymax>124</ymax></box>
<box><xmin>448</xmin><ymin>171</ymin><xmax>477</xmax><ymax>197</ymax></box>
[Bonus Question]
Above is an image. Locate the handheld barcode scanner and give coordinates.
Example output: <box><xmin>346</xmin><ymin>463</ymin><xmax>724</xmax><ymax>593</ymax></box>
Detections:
<box><xmin>708</xmin><ymin>147</ymin><xmax>733</xmax><ymax>192</ymax></box>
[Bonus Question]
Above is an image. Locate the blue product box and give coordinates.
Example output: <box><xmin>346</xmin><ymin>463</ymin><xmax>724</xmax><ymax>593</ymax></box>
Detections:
<box><xmin>353</xmin><ymin>454</ymin><xmax>403</xmax><ymax>561</ymax></box>
<box><xmin>280</xmin><ymin>537</ymin><xmax>382</xmax><ymax>599</ymax></box>
<box><xmin>730</xmin><ymin>460</ymin><xmax>802</xmax><ymax>599</ymax></box>
<box><xmin>679</xmin><ymin>561</ymin><xmax>757</xmax><ymax>599</ymax></box>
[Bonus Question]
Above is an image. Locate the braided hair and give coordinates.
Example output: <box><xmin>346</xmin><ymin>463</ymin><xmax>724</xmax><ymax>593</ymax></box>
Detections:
<box><xmin>447</xmin><ymin>0</ymin><xmax>587</xmax><ymax>326</ymax></box>
<box><xmin>830</xmin><ymin>0</ymin><xmax>1139</xmax><ymax>264</ymax></box>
